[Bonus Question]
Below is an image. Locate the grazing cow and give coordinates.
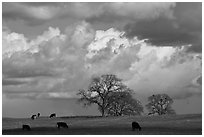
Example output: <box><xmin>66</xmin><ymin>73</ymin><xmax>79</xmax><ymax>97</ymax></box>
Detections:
<box><xmin>132</xmin><ymin>121</ymin><xmax>141</xmax><ymax>131</ymax></box>
<box><xmin>57</xmin><ymin>122</ymin><xmax>69</xmax><ymax>129</ymax></box>
<box><xmin>22</xmin><ymin>125</ymin><xmax>31</xmax><ymax>131</ymax></box>
<box><xmin>31</xmin><ymin>115</ymin><xmax>36</xmax><ymax>120</ymax></box>
<box><xmin>50</xmin><ymin>113</ymin><xmax>56</xmax><ymax>118</ymax></box>
<box><xmin>37</xmin><ymin>113</ymin><xmax>40</xmax><ymax>118</ymax></box>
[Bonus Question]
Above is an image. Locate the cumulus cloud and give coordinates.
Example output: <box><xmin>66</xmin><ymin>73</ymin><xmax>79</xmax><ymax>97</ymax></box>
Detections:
<box><xmin>3</xmin><ymin>31</ymin><xmax>28</xmax><ymax>58</ymax></box>
<box><xmin>3</xmin><ymin>3</ymin><xmax>200</xmax><ymax>53</ymax></box>
<box><xmin>3</xmin><ymin>21</ymin><xmax>201</xmax><ymax>100</ymax></box>
<box><xmin>84</xmin><ymin>28</ymin><xmax>201</xmax><ymax>99</ymax></box>
<box><xmin>2</xmin><ymin>26</ymin><xmax>67</xmax><ymax>80</ymax></box>
<box><xmin>3</xmin><ymin>21</ymin><xmax>92</xmax><ymax>99</ymax></box>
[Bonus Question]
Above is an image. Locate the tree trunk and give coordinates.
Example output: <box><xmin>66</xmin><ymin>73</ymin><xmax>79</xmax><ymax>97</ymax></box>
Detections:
<box><xmin>101</xmin><ymin>98</ymin><xmax>106</xmax><ymax>117</ymax></box>
<box><xmin>101</xmin><ymin>108</ymin><xmax>105</xmax><ymax>117</ymax></box>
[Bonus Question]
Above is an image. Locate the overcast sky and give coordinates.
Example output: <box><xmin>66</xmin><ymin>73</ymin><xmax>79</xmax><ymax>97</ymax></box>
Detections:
<box><xmin>2</xmin><ymin>2</ymin><xmax>202</xmax><ymax>118</ymax></box>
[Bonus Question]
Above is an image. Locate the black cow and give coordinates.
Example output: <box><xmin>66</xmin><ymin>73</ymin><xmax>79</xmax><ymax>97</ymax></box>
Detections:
<box><xmin>31</xmin><ymin>115</ymin><xmax>36</xmax><ymax>120</ymax></box>
<box><xmin>22</xmin><ymin>125</ymin><xmax>31</xmax><ymax>131</ymax></box>
<box><xmin>57</xmin><ymin>122</ymin><xmax>69</xmax><ymax>129</ymax></box>
<box><xmin>37</xmin><ymin>113</ymin><xmax>40</xmax><ymax>118</ymax></box>
<box><xmin>132</xmin><ymin>121</ymin><xmax>141</xmax><ymax>131</ymax></box>
<box><xmin>50</xmin><ymin>113</ymin><xmax>56</xmax><ymax>118</ymax></box>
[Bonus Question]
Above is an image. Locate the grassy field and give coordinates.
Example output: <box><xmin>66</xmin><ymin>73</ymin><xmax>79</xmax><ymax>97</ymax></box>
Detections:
<box><xmin>2</xmin><ymin>114</ymin><xmax>202</xmax><ymax>135</ymax></box>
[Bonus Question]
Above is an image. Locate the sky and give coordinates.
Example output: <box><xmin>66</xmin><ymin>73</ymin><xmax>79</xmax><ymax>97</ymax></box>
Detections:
<box><xmin>2</xmin><ymin>2</ymin><xmax>202</xmax><ymax>118</ymax></box>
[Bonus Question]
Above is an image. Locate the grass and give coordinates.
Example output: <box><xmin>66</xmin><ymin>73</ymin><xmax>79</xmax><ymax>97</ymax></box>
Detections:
<box><xmin>2</xmin><ymin>114</ymin><xmax>202</xmax><ymax>135</ymax></box>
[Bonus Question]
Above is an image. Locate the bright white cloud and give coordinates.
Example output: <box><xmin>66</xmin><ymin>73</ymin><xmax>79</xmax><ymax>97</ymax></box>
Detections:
<box><xmin>137</xmin><ymin>44</ymin><xmax>177</xmax><ymax>61</ymax></box>
<box><xmin>86</xmin><ymin>28</ymin><xmax>128</xmax><ymax>58</ymax></box>
<box><xmin>3</xmin><ymin>26</ymin><xmax>66</xmax><ymax>57</ymax></box>
<box><xmin>3</xmin><ymin>30</ymin><xmax>27</xmax><ymax>56</ymax></box>
<box><xmin>2</xmin><ymin>21</ymin><xmax>201</xmax><ymax>100</ymax></box>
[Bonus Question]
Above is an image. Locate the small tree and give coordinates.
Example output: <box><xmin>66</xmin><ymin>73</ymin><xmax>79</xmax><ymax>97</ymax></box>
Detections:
<box><xmin>106</xmin><ymin>90</ymin><xmax>143</xmax><ymax>116</ymax></box>
<box><xmin>146</xmin><ymin>94</ymin><xmax>175</xmax><ymax>115</ymax></box>
<box><xmin>77</xmin><ymin>74</ymin><xmax>128</xmax><ymax>117</ymax></box>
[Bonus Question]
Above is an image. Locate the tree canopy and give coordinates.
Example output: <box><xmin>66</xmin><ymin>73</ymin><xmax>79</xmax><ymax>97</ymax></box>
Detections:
<box><xmin>106</xmin><ymin>90</ymin><xmax>143</xmax><ymax>116</ymax></box>
<box><xmin>146</xmin><ymin>94</ymin><xmax>175</xmax><ymax>115</ymax></box>
<box><xmin>77</xmin><ymin>74</ymin><xmax>128</xmax><ymax>116</ymax></box>
<box><xmin>77</xmin><ymin>74</ymin><xmax>143</xmax><ymax>117</ymax></box>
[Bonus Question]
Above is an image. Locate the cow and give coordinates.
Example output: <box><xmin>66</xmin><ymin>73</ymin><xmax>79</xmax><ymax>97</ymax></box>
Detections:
<box><xmin>132</xmin><ymin>121</ymin><xmax>141</xmax><ymax>131</ymax></box>
<box><xmin>50</xmin><ymin>113</ymin><xmax>56</xmax><ymax>118</ymax></box>
<box><xmin>57</xmin><ymin>122</ymin><xmax>69</xmax><ymax>129</ymax></box>
<box><xmin>22</xmin><ymin>125</ymin><xmax>31</xmax><ymax>131</ymax></box>
<box><xmin>31</xmin><ymin>115</ymin><xmax>36</xmax><ymax>120</ymax></box>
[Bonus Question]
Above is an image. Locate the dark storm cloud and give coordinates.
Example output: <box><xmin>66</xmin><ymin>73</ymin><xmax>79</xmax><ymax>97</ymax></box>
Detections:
<box><xmin>2</xmin><ymin>12</ymin><xmax>46</xmax><ymax>26</ymax></box>
<box><xmin>124</xmin><ymin>18</ymin><xmax>191</xmax><ymax>45</ymax></box>
<box><xmin>2</xmin><ymin>2</ymin><xmax>100</xmax><ymax>26</ymax></box>
<box><xmin>3</xmin><ymin>66</ymin><xmax>56</xmax><ymax>79</ymax></box>
<box><xmin>20</xmin><ymin>2</ymin><xmax>60</xmax><ymax>6</ymax></box>
<box><xmin>124</xmin><ymin>2</ymin><xmax>202</xmax><ymax>53</ymax></box>
<box><xmin>2</xmin><ymin>2</ymin><xmax>53</xmax><ymax>26</ymax></box>
<box><xmin>2</xmin><ymin>59</ymin><xmax>56</xmax><ymax>79</ymax></box>
<box><xmin>3</xmin><ymin>91</ymin><xmax>40</xmax><ymax>100</ymax></box>
<box><xmin>86</xmin><ymin>11</ymin><xmax>130</xmax><ymax>24</ymax></box>
<box><xmin>2</xmin><ymin>78</ymin><xmax>28</xmax><ymax>86</ymax></box>
<box><xmin>3</xmin><ymin>2</ymin><xmax>175</xmax><ymax>27</ymax></box>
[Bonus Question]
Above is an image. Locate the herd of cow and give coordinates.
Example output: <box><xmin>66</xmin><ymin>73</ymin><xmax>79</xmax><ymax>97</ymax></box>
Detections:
<box><xmin>31</xmin><ymin>113</ymin><xmax>56</xmax><ymax>120</ymax></box>
<box><xmin>22</xmin><ymin>113</ymin><xmax>142</xmax><ymax>132</ymax></box>
<box><xmin>23</xmin><ymin>113</ymin><xmax>69</xmax><ymax>131</ymax></box>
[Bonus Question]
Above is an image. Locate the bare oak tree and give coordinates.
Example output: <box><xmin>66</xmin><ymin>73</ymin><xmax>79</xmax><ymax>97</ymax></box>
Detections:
<box><xmin>146</xmin><ymin>94</ymin><xmax>175</xmax><ymax>115</ymax></box>
<box><xmin>77</xmin><ymin>74</ymin><xmax>128</xmax><ymax>117</ymax></box>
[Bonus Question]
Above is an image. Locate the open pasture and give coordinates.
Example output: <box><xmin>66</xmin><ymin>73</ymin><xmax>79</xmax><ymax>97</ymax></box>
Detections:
<box><xmin>2</xmin><ymin>114</ymin><xmax>202</xmax><ymax>135</ymax></box>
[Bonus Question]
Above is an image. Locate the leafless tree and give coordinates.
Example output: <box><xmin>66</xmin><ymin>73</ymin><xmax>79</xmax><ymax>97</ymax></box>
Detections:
<box><xmin>106</xmin><ymin>91</ymin><xmax>143</xmax><ymax>116</ymax></box>
<box><xmin>146</xmin><ymin>94</ymin><xmax>175</xmax><ymax>115</ymax></box>
<box><xmin>77</xmin><ymin>74</ymin><xmax>128</xmax><ymax>117</ymax></box>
